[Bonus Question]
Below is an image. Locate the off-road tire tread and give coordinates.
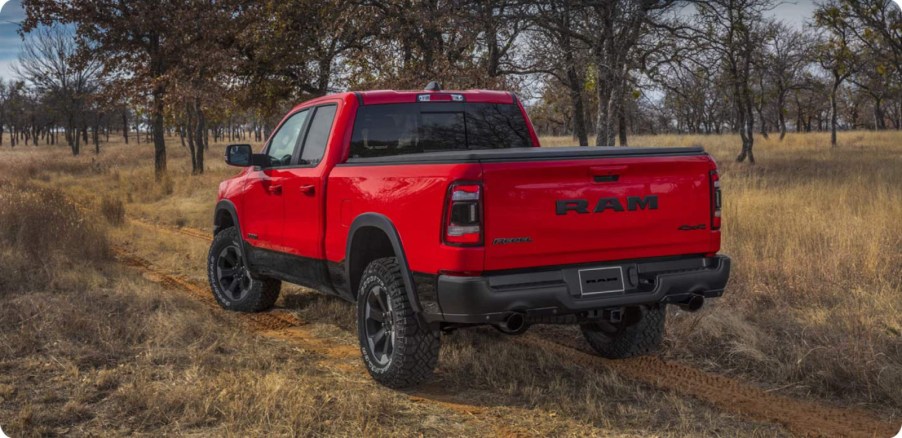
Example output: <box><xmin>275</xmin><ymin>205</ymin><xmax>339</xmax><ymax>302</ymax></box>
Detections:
<box><xmin>581</xmin><ymin>305</ymin><xmax>665</xmax><ymax>359</ymax></box>
<box><xmin>207</xmin><ymin>227</ymin><xmax>281</xmax><ymax>312</ymax></box>
<box><xmin>357</xmin><ymin>257</ymin><xmax>440</xmax><ymax>388</ymax></box>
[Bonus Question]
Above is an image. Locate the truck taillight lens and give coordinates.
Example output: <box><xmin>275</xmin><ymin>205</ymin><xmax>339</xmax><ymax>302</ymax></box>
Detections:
<box><xmin>443</xmin><ymin>183</ymin><xmax>483</xmax><ymax>246</ymax></box>
<box><xmin>710</xmin><ymin>170</ymin><xmax>721</xmax><ymax>230</ymax></box>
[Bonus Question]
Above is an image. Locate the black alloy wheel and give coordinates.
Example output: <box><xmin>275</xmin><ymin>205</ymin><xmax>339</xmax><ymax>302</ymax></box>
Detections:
<box><xmin>363</xmin><ymin>284</ymin><xmax>395</xmax><ymax>367</ymax></box>
<box><xmin>207</xmin><ymin>227</ymin><xmax>281</xmax><ymax>312</ymax></box>
<box><xmin>215</xmin><ymin>245</ymin><xmax>252</xmax><ymax>302</ymax></box>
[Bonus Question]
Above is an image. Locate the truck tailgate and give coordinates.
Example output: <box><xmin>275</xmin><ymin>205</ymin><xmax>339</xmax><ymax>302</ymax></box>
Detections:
<box><xmin>481</xmin><ymin>150</ymin><xmax>718</xmax><ymax>271</ymax></box>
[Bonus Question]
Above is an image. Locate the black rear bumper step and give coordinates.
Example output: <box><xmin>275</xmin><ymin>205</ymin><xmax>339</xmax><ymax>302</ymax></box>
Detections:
<box><xmin>419</xmin><ymin>255</ymin><xmax>730</xmax><ymax>325</ymax></box>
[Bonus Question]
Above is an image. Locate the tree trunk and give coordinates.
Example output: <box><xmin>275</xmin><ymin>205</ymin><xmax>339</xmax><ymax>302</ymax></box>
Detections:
<box><xmin>734</xmin><ymin>80</ymin><xmax>755</xmax><ymax>163</ymax></box>
<box><xmin>756</xmin><ymin>105</ymin><xmax>768</xmax><ymax>139</ymax></box>
<box><xmin>186</xmin><ymin>102</ymin><xmax>197</xmax><ymax>172</ymax></box>
<box><xmin>593</xmin><ymin>37</ymin><xmax>617</xmax><ymax>147</ymax></box>
<box><xmin>829</xmin><ymin>79</ymin><xmax>840</xmax><ymax>147</ymax></box>
<box><xmin>778</xmin><ymin>92</ymin><xmax>787</xmax><ymax>140</ymax></box>
<box><xmin>873</xmin><ymin>96</ymin><xmax>885</xmax><ymax>130</ymax></box>
<box><xmin>194</xmin><ymin>98</ymin><xmax>205</xmax><ymax>174</ymax></box>
<box><xmin>178</xmin><ymin>124</ymin><xmax>186</xmax><ymax>148</ymax></box>
<box><xmin>618</xmin><ymin>110</ymin><xmax>628</xmax><ymax>146</ymax></box>
<box><xmin>152</xmin><ymin>85</ymin><xmax>167</xmax><ymax>179</ymax></box>
<box><xmin>73</xmin><ymin>124</ymin><xmax>80</xmax><ymax>156</ymax></box>
<box><xmin>93</xmin><ymin>122</ymin><xmax>100</xmax><ymax>154</ymax></box>
<box><xmin>122</xmin><ymin>110</ymin><xmax>129</xmax><ymax>144</ymax></box>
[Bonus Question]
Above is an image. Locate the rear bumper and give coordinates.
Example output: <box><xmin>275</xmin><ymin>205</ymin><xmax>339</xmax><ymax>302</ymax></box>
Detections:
<box><xmin>421</xmin><ymin>255</ymin><xmax>730</xmax><ymax>324</ymax></box>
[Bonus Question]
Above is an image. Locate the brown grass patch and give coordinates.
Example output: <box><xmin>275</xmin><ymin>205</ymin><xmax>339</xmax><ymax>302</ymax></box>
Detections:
<box><xmin>100</xmin><ymin>196</ymin><xmax>126</xmax><ymax>226</ymax></box>
<box><xmin>0</xmin><ymin>182</ymin><xmax>110</xmax><ymax>292</ymax></box>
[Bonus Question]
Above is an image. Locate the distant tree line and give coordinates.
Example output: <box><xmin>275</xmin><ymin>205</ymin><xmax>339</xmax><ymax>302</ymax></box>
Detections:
<box><xmin>0</xmin><ymin>0</ymin><xmax>898</xmax><ymax>176</ymax></box>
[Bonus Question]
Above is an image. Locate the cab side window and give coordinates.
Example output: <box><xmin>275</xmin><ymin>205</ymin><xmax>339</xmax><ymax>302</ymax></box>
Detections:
<box><xmin>266</xmin><ymin>110</ymin><xmax>310</xmax><ymax>167</ymax></box>
<box><xmin>300</xmin><ymin>105</ymin><xmax>337</xmax><ymax>166</ymax></box>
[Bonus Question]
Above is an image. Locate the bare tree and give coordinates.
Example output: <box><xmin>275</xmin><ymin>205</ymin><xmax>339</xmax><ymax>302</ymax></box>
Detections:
<box><xmin>762</xmin><ymin>22</ymin><xmax>813</xmax><ymax>140</ymax></box>
<box><xmin>688</xmin><ymin>0</ymin><xmax>775</xmax><ymax>163</ymax></box>
<box><xmin>14</xmin><ymin>25</ymin><xmax>101</xmax><ymax>156</ymax></box>
<box><xmin>530</xmin><ymin>0</ymin><xmax>592</xmax><ymax>145</ymax></box>
<box><xmin>581</xmin><ymin>1</ymin><xmax>680</xmax><ymax>147</ymax></box>
<box><xmin>814</xmin><ymin>0</ymin><xmax>860</xmax><ymax>146</ymax></box>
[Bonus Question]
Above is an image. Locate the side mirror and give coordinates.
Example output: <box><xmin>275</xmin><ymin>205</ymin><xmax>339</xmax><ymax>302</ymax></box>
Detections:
<box><xmin>225</xmin><ymin>144</ymin><xmax>268</xmax><ymax>167</ymax></box>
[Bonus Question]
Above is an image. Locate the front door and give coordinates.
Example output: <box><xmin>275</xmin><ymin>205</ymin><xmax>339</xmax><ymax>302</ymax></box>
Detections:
<box><xmin>281</xmin><ymin>104</ymin><xmax>337</xmax><ymax>259</ymax></box>
<box><xmin>240</xmin><ymin>108</ymin><xmax>311</xmax><ymax>252</ymax></box>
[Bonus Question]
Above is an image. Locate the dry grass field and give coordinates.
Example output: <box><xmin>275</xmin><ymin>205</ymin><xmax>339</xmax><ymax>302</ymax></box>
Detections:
<box><xmin>0</xmin><ymin>130</ymin><xmax>899</xmax><ymax>436</ymax></box>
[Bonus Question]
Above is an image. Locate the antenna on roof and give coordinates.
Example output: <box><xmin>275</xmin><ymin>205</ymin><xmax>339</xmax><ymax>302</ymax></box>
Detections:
<box><xmin>424</xmin><ymin>81</ymin><xmax>442</xmax><ymax>92</ymax></box>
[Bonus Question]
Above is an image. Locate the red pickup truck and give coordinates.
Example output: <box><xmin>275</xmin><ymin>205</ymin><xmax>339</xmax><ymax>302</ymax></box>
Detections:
<box><xmin>208</xmin><ymin>85</ymin><xmax>730</xmax><ymax>388</ymax></box>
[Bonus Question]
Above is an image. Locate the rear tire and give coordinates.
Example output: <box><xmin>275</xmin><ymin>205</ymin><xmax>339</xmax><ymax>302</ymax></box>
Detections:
<box><xmin>581</xmin><ymin>305</ymin><xmax>665</xmax><ymax>359</ymax></box>
<box><xmin>356</xmin><ymin>257</ymin><xmax>440</xmax><ymax>388</ymax></box>
<box><xmin>207</xmin><ymin>227</ymin><xmax>281</xmax><ymax>312</ymax></box>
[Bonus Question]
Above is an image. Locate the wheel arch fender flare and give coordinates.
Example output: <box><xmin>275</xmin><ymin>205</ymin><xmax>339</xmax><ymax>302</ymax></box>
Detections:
<box><xmin>346</xmin><ymin>213</ymin><xmax>422</xmax><ymax>314</ymax></box>
<box><xmin>214</xmin><ymin>199</ymin><xmax>251</xmax><ymax>268</ymax></box>
<box><xmin>214</xmin><ymin>199</ymin><xmax>240</xmax><ymax>236</ymax></box>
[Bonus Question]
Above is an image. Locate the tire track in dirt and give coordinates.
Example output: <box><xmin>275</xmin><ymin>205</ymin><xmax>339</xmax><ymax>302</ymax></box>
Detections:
<box><xmin>128</xmin><ymin>217</ymin><xmax>212</xmax><ymax>241</ymax></box>
<box><xmin>518</xmin><ymin>336</ymin><xmax>896</xmax><ymax>438</ymax></box>
<box><xmin>112</xmin><ymin>245</ymin><xmax>545</xmax><ymax>436</ymax></box>
<box><xmin>119</xmin><ymin>214</ymin><xmax>899</xmax><ymax>437</ymax></box>
<box><xmin>114</xmin><ymin>247</ymin><xmax>300</xmax><ymax>331</ymax></box>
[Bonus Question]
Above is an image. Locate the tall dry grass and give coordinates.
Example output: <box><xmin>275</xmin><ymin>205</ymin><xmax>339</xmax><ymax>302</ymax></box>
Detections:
<box><xmin>0</xmin><ymin>182</ymin><xmax>110</xmax><ymax>292</ymax></box>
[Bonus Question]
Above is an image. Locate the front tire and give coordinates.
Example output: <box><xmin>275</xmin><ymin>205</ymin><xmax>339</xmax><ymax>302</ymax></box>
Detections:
<box><xmin>207</xmin><ymin>227</ymin><xmax>281</xmax><ymax>312</ymax></box>
<box><xmin>581</xmin><ymin>305</ymin><xmax>665</xmax><ymax>359</ymax></box>
<box><xmin>356</xmin><ymin>257</ymin><xmax>440</xmax><ymax>388</ymax></box>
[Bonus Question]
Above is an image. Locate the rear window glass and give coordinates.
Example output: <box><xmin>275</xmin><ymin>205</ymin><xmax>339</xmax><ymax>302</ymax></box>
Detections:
<box><xmin>350</xmin><ymin>102</ymin><xmax>531</xmax><ymax>158</ymax></box>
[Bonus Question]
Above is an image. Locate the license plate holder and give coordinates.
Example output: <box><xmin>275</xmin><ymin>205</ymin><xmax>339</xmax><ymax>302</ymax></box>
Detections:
<box><xmin>578</xmin><ymin>266</ymin><xmax>625</xmax><ymax>296</ymax></box>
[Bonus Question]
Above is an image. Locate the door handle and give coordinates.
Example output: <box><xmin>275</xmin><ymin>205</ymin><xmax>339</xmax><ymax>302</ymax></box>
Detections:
<box><xmin>265</xmin><ymin>184</ymin><xmax>282</xmax><ymax>195</ymax></box>
<box><xmin>299</xmin><ymin>185</ymin><xmax>315</xmax><ymax>195</ymax></box>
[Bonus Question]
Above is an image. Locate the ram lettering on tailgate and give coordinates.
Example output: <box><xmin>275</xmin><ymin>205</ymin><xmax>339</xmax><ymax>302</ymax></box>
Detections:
<box><xmin>555</xmin><ymin>195</ymin><xmax>659</xmax><ymax>215</ymax></box>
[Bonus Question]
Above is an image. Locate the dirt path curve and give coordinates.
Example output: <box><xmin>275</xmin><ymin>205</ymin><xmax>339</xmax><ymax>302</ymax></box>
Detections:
<box><xmin>114</xmin><ymin>245</ymin><xmax>595</xmax><ymax>436</ymax></box>
<box><xmin>518</xmin><ymin>336</ymin><xmax>896</xmax><ymax>438</ymax></box>
<box><xmin>122</xmin><ymin>214</ymin><xmax>898</xmax><ymax>437</ymax></box>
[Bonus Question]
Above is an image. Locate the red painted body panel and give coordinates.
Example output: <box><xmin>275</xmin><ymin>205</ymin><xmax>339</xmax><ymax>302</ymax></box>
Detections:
<box><xmin>279</xmin><ymin>96</ymin><xmax>349</xmax><ymax>260</ymax></box>
<box><xmin>325</xmin><ymin>163</ymin><xmax>486</xmax><ymax>274</ymax></box>
<box><xmin>480</xmin><ymin>156</ymin><xmax>719</xmax><ymax>271</ymax></box>
<box><xmin>217</xmin><ymin>88</ymin><xmax>722</xmax><ymax>287</ymax></box>
<box><xmin>240</xmin><ymin>168</ymin><xmax>289</xmax><ymax>250</ymax></box>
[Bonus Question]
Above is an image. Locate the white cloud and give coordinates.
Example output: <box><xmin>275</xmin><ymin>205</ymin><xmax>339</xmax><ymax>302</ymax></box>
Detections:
<box><xmin>0</xmin><ymin>59</ymin><xmax>15</xmax><ymax>81</ymax></box>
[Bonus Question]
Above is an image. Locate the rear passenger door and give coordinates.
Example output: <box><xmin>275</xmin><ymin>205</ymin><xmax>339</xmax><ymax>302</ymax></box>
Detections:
<box><xmin>280</xmin><ymin>104</ymin><xmax>337</xmax><ymax>263</ymax></box>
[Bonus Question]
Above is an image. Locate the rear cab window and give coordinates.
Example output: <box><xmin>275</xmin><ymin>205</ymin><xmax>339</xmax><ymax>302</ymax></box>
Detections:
<box><xmin>349</xmin><ymin>102</ymin><xmax>532</xmax><ymax>158</ymax></box>
<box><xmin>299</xmin><ymin>105</ymin><xmax>337</xmax><ymax>166</ymax></box>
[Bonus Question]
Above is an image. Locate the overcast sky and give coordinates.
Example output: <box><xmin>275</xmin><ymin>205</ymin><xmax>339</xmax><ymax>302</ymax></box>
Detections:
<box><xmin>0</xmin><ymin>0</ymin><xmax>847</xmax><ymax>84</ymax></box>
<box><xmin>0</xmin><ymin>0</ymin><xmax>24</xmax><ymax>80</ymax></box>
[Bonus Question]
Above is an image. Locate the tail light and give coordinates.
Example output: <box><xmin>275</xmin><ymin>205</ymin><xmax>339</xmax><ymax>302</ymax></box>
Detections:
<box><xmin>443</xmin><ymin>182</ymin><xmax>483</xmax><ymax>246</ymax></box>
<box><xmin>710</xmin><ymin>170</ymin><xmax>721</xmax><ymax>230</ymax></box>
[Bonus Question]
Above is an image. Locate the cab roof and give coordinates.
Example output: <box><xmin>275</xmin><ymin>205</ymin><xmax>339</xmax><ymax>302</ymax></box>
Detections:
<box><xmin>297</xmin><ymin>89</ymin><xmax>517</xmax><ymax>108</ymax></box>
<box><xmin>356</xmin><ymin>89</ymin><xmax>516</xmax><ymax>105</ymax></box>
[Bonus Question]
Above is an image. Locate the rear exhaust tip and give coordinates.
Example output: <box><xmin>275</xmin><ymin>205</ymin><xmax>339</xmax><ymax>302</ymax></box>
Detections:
<box><xmin>679</xmin><ymin>295</ymin><xmax>705</xmax><ymax>312</ymax></box>
<box><xmin>494</xmin><ymin>313</ymin><xmax>529</xmax><ymax>335</ymax></box>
